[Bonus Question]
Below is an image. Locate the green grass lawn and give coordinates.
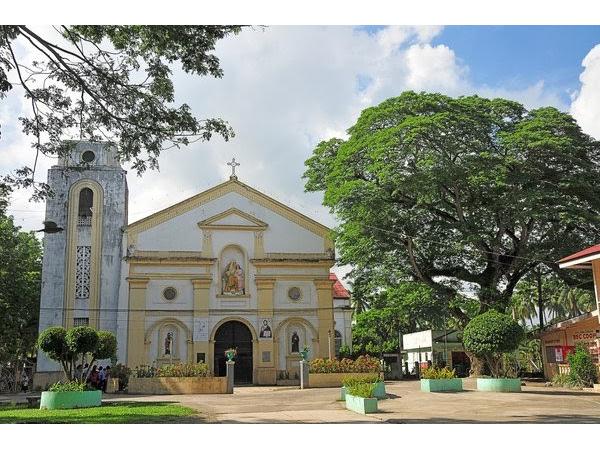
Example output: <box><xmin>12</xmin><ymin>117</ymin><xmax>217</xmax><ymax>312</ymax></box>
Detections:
<box><xmin>0</xmin><ymin>401</ymin><xmax>201</xmax><ymax>424</ymax></box>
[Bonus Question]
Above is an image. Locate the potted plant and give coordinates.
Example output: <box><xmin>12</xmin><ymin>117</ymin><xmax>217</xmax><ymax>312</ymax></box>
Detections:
<box><xmin>37</xmin><ymin>326</ymin><xmax>117</xmax><ymax>409</ymax></box>
<box><xmin>343</xmin><ymin>378</ymin><xmax>378</xmax><ymax>414</ymax></box>
<box><xmin>420</xmin><ymin>367</ymin><xmax>462</xmax><ymax>392</ymax></box>
<box><xmin>462</xmin><ymin>310</ymin><xmax>524</xmax><ymax>392</ymax></box>
<box><xmin>341</xmin><ymin>374</ymin><xmax>386</xmax><ymax>401</ymax></box>
<box><xmin>224</xmin><ymin>348</ymin><xmax>237</xmax><ymax>361</ymax></box>
<box><xmin>299</xmin><ymin>346</ymin><xmax>310</xmax><ymax>361</ymax></box>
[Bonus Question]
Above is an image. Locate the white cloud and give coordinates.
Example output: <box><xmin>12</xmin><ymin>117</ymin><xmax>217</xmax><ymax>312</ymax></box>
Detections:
<box><xmin>1</xmin><ymin>26</ymin><xmax>574</xmax><ymax>287</ymax></box>
<box><xmin>571</xmin><ymin>44</ymin><xmax>600</xmax><ymax>139</ymax></box>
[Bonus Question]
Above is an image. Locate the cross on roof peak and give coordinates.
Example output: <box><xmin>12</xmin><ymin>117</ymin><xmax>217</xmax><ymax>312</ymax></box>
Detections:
<box><xmin>227</xmin><ymin>157</ymin><xmax>240</xmax><ymax>180</ymax></box>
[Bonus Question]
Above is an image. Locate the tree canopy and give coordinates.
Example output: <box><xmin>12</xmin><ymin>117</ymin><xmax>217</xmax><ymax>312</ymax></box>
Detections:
<box><xmin>0</xmin><ymin>25</ymin><xmax>242</xmax><ymax>200</ymax></box>
<box><xmin>0</xmin><ymin>211</ymin><xmax>42</xmax><ymax>366</ymax></box>
<box><xmin>304</xmin><ymin>91</ymin><xmax>600</xmax><ymax>325</ymax></box>
<box><xmin>38</xmin><ymin>326</ymin><xmax>117</xmax><ymax>381</ymax></box>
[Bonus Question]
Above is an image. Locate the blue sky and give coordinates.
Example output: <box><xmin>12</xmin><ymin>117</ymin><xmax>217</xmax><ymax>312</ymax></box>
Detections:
<box><xmin>433</xmin><ymin>26</ymin><xmax>600</xmax><ymax>103</ymax></box>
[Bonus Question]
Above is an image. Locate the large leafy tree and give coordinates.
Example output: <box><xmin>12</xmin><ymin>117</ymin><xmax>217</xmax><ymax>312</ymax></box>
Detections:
<box><xmin>351</xmin><ymin>281</ymin><xmax>474</xmax><ymax>355</ymax></box>
<box><xmin>0</xmin><ymin>210</ymin><xmax>42</xmax><ymax>367</ymax></box>
<box><xmin>0</xmin><ymin>25</ymin><xmax>242</xmax><ymax>199</ymax></box>
<box><xmin>304</xmin><ymin>92</ymin><xmax>600</xmax><ymax>326</ymax></box>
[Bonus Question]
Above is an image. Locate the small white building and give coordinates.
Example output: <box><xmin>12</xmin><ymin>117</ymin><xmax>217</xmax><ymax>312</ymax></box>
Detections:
<box><xmin>402</xmin><ymin>329</ymin><xmax>469</xmax><ymax>375</ymax></box>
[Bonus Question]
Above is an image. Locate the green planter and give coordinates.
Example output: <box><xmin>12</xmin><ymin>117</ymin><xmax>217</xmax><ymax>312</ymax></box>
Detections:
<box><xmin>340</xmin><ymin>386</ymin><xmax>347</xmax><ymax>401</ymax></box>
<box><xmin>476</xmin><ymin>378</ymin><xmax>521</xmax><ymax>392</ymax></box>
<box><xmin>421</xmin><ymin>378</ymin><xmax>463</xmax><ymax>392</ymax></box>
<box><xmin>373</xmin><ymin>380</ymin><xmax>386</xmax><ymax>399</ymax></box>
<box><xmin>345</xmin><ymin>394</ymin><xmax>378</xmax><ymax>414</ymax></box>
<box><xmin>40</xmin><ymin>390</ymin><xmax>102</xmax><ymax>410</ymax></box>
<box><xmin>341</xmin><ymin>381</ymin><xmax>386</xmax><ymax>401</ymax></box>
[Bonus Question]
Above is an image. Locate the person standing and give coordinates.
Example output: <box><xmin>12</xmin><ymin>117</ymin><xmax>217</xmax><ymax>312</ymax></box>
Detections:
<box><xmin>21</xmin><ymin>371</ymin><xmax>29</xmax><ymax>393</ymax></box>
<box><xmin>98</xmin><ymin>366</ymin><xmax>105</xmax><ymax>390</ymax></box>
<box><xmin>103</xmin><ymin>366</ymin><xmax>111</xmax><ymax>393</ymax></box>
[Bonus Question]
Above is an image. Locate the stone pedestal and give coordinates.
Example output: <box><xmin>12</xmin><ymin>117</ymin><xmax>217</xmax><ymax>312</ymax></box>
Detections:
<box><xmin>299</xmin><ymin>360</ymin><xmax>309</xmax><ymax>389</ymax></box>
<box><xmin>226</xmin><ymin>361</ymin><xmax>235</xmax><ymax>394</ymax></box>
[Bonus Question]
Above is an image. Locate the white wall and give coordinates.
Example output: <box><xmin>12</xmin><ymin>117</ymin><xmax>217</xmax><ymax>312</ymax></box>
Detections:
<box><xmin>136</xmin><ymin>191</ymin><xmax>325</xmax><ymax>254</ymax></box>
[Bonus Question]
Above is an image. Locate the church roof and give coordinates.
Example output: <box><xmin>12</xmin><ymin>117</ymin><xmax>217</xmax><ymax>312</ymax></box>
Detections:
<box><xmin>127</xmin><ymin>177</ymin><xmax>332</xmax><ymax>240</ymax></box>
<box><xmin>330</xmin><ymin>273</ymin><xmax>350</xmax><ymax>299</ymax></box>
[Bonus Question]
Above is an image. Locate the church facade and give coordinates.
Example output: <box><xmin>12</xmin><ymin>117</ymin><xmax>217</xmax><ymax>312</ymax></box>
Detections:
<box><xmin>35</xmin><ymin>141</ymin><xmax>352</xmax><ymax>386</ymax></box>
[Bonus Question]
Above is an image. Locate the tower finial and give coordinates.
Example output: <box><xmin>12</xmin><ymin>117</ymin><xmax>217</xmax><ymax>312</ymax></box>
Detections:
<box><xmin>227</xmin><ymin>157</ymin><xmax>240</xmax><ymax>180</ymax></box>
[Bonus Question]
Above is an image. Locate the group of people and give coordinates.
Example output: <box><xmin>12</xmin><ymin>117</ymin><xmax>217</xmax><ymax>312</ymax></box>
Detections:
<box><xmin>75</xmin><ymin>363</ymin><xmax>111</xmax><ymax>392</ymax></box>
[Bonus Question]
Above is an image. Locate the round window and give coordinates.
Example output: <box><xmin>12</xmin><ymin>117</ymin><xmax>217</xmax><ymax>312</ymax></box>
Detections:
<box><xmin>162</xmin><ymin>287</ymin><xmax>177</xmax><ymax>301</ymax></box>
<box><xmin>287</xmin><ymin>286</ymin><xmax>302</xmax><ymax>301</ymax></box>
<box><xmin>81</xmin><ymin>150</ymin><xmax>96</xmax><ymax>163</ymax></box>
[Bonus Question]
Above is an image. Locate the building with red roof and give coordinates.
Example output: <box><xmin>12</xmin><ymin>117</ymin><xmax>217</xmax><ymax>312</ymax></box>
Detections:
<box><xmin>330</xmin><ymin>272</ymin><xmax>353</xmax><ymax>356</ymax></box>
<box><xmin>538</xmin><ymin>245</ymin><xmax>600</xmax><ymax>383</ymax></box>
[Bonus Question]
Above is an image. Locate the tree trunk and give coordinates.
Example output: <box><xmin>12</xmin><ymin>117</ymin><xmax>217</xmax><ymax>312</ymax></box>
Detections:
<box><xmin>465</xmin><ymin>351</ymin><xmax>487</xmax><ymax>377</ymax></box>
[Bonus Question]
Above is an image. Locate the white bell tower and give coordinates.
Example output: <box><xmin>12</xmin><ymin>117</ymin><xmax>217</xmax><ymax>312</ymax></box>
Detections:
<box><xmin>36</xmin><ymin>141</ymin><xmax>128</xmax><ymax>377</ymax></box>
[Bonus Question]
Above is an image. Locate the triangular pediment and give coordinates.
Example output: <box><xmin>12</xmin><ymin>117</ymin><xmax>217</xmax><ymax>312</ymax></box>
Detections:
<box><xmin>127</xmin><ymin>178</ymin><xmax>332</xmax><ymax>245</ymax></box>
<box><xmin>197</xmin><ymin>208</ymin><xmax>268</xmax><ymax>231</ymax></box>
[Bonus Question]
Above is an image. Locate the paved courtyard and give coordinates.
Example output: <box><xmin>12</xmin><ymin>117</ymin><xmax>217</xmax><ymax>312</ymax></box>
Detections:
<box><xmin>100</xmin><ymin>378</ymin><xmax>600</xmax><ymax>424</ymax></box>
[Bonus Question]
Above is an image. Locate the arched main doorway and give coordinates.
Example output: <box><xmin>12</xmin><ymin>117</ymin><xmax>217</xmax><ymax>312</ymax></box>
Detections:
<box><xmin>214</xmin><ymin>320</ymin><xmax>253</xmax><ymax>384</ymax></box>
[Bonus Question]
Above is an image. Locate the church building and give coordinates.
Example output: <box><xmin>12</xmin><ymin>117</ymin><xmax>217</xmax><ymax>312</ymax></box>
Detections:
<box><xmin>35</xmin><ymin>141</ymin><xmax>352</xmax><ymax>386</ymax></box>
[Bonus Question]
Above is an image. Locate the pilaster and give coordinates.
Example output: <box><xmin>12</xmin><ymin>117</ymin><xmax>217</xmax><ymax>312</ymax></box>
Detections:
<box><xmin>314</xmin><ymin>278</ymin><xmax>335</xmax><ymax>359</ymax></box>
<box><xmin>127</xmin><ymin>277</ymin><xmax>149</xmax><ymax>368</ymax></box>
<box><xmin>192</xmin><ymin>277</ymin><xmax>212</xmax><ymax>368</ymax></box>
<box><xmin>256</xmin><ymin>277</ymin><xmax>276</xmax><ymax>384</ymax></box>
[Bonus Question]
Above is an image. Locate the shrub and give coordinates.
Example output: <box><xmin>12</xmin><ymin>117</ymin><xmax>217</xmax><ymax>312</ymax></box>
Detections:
<box><xmin>345</xmin><ymin>380</ymin><xmax>376</xmax><ymax>398</ymax></box>
<box><xmin>338</xmin><ymin>345</ymin><xmax>352</xmax><ymax>359</ymax></box>
<box><xmin>157</xmin><ymin>363</ymin><xmax>210</xmax><ymax>377</ymax></box>
<box><xmin>342</xmin><ymin>374</ymin><xmax>381</xmax><ymax>386</ymax></box>
<box><xmin>48</xmin><ymin>380</ymin><xmax>87</xmax><ymax>392</ymax></box>
<box><xmin>131</xmin><ymin>365</ymin><xmax>158</xmax><ymax>378</ymax></box>
<box><xmin>131</xmin><ymin>363</ymin><xmax>210</xmax><ymax>378</ymax></box>
<box><xmin>309</xmin><ymin>355</ymin><xmax>381</xmax><ymax>374</ymax></box>
<box><xmin>421</xmin><ymin>366</ymin><xmax>456</xmax><ymax>379</ymax></box>
<box><xmin>462</xmin><ymin>310</ymin><xmax>524</xmax><ymax>378</ymax></box>
<box><xmin>37</xmin><ymin>326</ymin><xmax>117</xmax><ymax>382</ymax></box>
<box><xmin>567</xmin><ymin>344</ymin><xmax>598</xmax><ymax>387</ymax></box>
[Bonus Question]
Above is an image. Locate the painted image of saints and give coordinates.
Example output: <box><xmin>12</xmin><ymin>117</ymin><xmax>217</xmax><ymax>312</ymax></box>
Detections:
<box><xmin>259</xmin><ymin>319</ymin><xmax>272</xmax><ymax>339</ymax></box>
<box><xmin>222</xmin><ymin>260</ymin><xmax>245</xmax><ymax>295</ymax></box>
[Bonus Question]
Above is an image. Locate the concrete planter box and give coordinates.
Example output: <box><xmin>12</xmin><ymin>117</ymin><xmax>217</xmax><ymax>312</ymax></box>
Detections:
<box><xmin>345</xmin><ymin>394</ymin><xmax>378</xmax><ymax>414</ymax></box>
<box><xmin>421</xmin><ymin>378</ymin><xmax>463</xmax><ymax>392</ymax></box>
<box><xmin>127</xmin><ymin>376</ymin><xmax>228</xmax><ymax>395</ymax></box>
<box><xmin>309</xmin><ymin>372</ymin><xmax>379</xmax><ymax>388</ymax></box>
<box><xmin>341</xmin><ymin>381</ymin><xmax>386</xmax><ymax>400</ymax></box>
<box><xmin>40</xmin><ymin>390</ymin><xmax>102</xmax><ymax>410</ymax></box>
<box><xmin>477</xmin><ymin>378</ymin><xmax>521</xmax><ymax>392</ymax></box>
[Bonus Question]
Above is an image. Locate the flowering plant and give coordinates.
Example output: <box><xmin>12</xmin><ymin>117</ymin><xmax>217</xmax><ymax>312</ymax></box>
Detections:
<box><xmin>225</xmin><ymin>348</ymin><xmax>237</xmax><ymax>361</ymax></box>
<box><xmin>308</xmin><ymin>355</ymin><xmax>381</xmax><ymax>373</ymax></box>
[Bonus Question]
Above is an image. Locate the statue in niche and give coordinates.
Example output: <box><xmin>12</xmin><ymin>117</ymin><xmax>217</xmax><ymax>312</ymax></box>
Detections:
<box><xmin>291</xmin><ymin>331</ymin><xmax>300</xmax><ymax>353</ymax></box>
<box><xmin>164</xmin><ymin>332</ymin><xmax>173</xmax><ymax>355</ymax></box>
<box><xmin>222</xmin><ymin>260</ymin><xmax>245</xmax><ymax>295</ymax></box>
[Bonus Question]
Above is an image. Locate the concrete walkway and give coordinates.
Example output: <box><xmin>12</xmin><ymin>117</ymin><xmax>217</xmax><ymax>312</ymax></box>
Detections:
<box><xmin>4</xmin><ymin>379</ymin><xmax>600</xmax><ymax>423</ymax></box>
<box><xmin>105</xmin><ymin>378</ymin><xmax>600</xmax><ymax>423</ymax></box>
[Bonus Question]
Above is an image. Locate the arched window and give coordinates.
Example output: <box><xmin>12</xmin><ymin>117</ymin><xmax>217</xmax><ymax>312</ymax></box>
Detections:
<box><xmin>335</xmin><ymin>330</ymin><xmax>343</xmax><ymax>357</ymax></box>
<box><xmin>77</xmin><ymin>188</ymin><xmax>94</xmax><ymax>225</ymax></box>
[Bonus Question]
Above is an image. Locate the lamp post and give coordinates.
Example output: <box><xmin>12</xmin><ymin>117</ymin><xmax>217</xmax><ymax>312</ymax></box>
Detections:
<box><xmin>328</xmin><ymin>330</ymin><xmax>332</xmax><ymax>360</ymax></box>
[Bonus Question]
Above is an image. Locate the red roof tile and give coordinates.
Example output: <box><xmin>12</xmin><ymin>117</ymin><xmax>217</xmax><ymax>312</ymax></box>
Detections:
<box><xmin>559</xmin><ymin>244</ymin><xmax>600</xmax><ymax>265</ymax></box>
<box><xmin>329</xmin><ymin>273</ymin><xmax>350</xmax><ymax>299</ymax></box>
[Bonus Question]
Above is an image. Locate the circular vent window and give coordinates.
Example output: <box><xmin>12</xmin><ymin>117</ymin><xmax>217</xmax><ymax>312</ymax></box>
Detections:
<box><xmin>162</xmin><ymin>287</ymin><xmax>177</xmax><ymax>301</ymax></box>
<box><xmin>287</xmin><ymin>287</ymin><xmax>302</xmax><ymax>301</ymax></box>
<box><xmin>81</xmin><ymin>150</ymin><xmax>96</xmax><ymax>163</ymax></box>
